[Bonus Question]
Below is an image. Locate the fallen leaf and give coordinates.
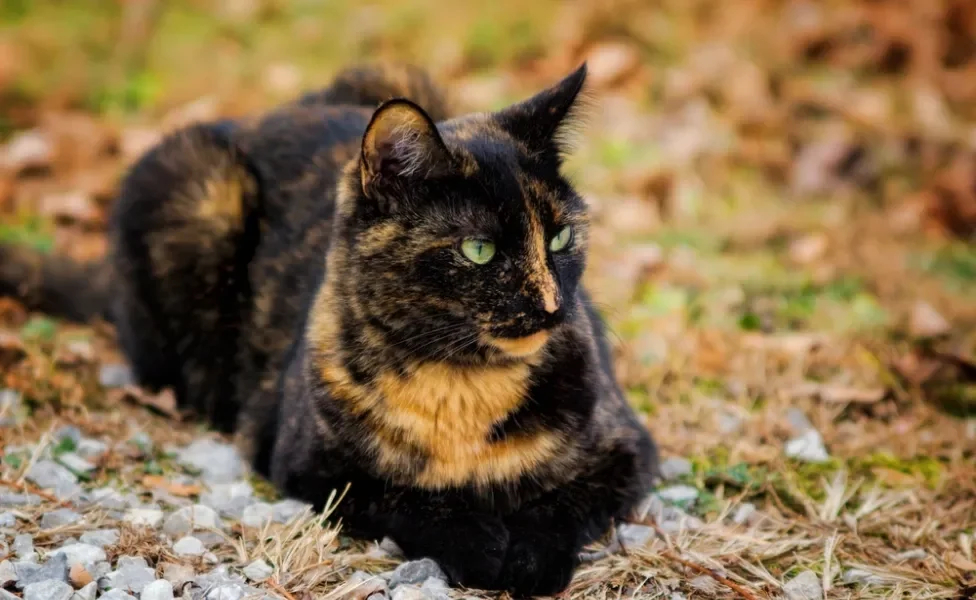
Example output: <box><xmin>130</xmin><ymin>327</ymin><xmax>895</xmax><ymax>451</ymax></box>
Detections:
<box><xmin>948</xmin><ymin>552</ymin><xmax>976</xmax><ymax>572</ymax></box>
<box><xmin>583</xmin><ymin>42</ymin><xmax>641</xmax><ymax>88</ymax></box>
<box><xmin>69</xmin><ymin>563</ymin><xmax>93</xmax><ymax>589</ymax></box>
<box><xmin>108</xmin><ymin>385</ymin><xmax>181</xmax><ymax>420</ymax></box>
<box><xmin>142</xmin><ymin>475</ymin><xmax>202</xmax><ymax>498</ymax></box>
<box><xmin>909</xmin><ymin>301</ymin><xmax>950</xmax><ymax>338</ymax></box>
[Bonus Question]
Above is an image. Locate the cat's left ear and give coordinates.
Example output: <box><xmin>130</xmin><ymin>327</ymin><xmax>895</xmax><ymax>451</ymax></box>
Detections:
<box><xmin>494</xmin><ymin>63</ymin><xmax>590</xmax><ymax>161</ymax></box>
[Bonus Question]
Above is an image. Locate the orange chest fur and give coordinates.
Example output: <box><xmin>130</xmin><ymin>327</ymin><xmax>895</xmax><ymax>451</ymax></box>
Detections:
<box><xmin>327</xmin><ymin>359</ymin><xmax>563</xmax><ymax>489</ymax></box>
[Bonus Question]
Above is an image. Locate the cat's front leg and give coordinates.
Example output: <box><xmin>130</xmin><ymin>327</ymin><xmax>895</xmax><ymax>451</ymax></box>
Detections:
<box><xmin>494</xmin><ymin>440</ymin><xmax>651</xmax><ymax>597</ymax></box>
<box><xmin>382</xmin><ymin>493</ymin><xmax>510</xmax><ymax>589</ymax></box>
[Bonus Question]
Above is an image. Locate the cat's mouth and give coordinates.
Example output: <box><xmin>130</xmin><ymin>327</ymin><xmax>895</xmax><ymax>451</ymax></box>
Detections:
<box><xmin>482</xmin><ymin>330</ymin><xmax>551</xmax><ymax>357</ymax></box>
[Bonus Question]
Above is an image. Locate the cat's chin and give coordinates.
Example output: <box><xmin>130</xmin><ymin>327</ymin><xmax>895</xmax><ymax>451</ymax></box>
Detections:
<box><xmin>482</xmin><ymin>330</ymin><xmax>551</xmax><ymax>358</ymax></box>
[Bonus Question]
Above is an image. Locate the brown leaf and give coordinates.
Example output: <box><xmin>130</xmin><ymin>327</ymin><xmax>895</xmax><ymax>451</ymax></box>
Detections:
<box><xmin>909</xmin><ymin>301</ymin><xmax>950</xmax><ymax>338</ymax></box>
<box><xmin>583</xmin><ymin>42</ymin><xmax>641</xmax><ymax>88</ymax></box>
<box><xmin>142</xmin><ymin>475</ymin><xmax>202</xmax><ymax>498</ymax></box>
<box><xmin>948</xmin><ymin>552</ymin><xmax>976</xmax><ymax>572</ymax></box>
<box><xmin>108</xmin><ymin>385</ymin><xmax>181</xmax><ymax>420</ymax></box>
<box><xmin>0</xmin><ymin>331</ymin><xmax>27</xmax><ymax>369</ymax></box>
<box><xmin>69</xmin><ymin>563</ymin><xmax>93</xmax><ymax>589</ymax></box>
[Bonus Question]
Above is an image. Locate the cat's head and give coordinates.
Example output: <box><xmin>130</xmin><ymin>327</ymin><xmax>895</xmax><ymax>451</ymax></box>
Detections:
<box><xmin>334</xmin><ymin>65</ymin><xmax>592</xmax><ymax>363</ymax></box>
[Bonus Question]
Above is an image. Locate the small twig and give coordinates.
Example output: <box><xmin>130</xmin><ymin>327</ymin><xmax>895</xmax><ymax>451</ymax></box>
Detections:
<box><xmin>267</xmin><ymin>578</ymin><xmax>298</xmax><ymax>600</ymax></box>
<box><xmin>0</xmin><ymin>477</ymin><xmax>71</xmax><ymax>507</ymax></box>
<box><xmin>659</xmin><ymin>549</ymin><xmax>761</xmax><ymax>600</ymax></box>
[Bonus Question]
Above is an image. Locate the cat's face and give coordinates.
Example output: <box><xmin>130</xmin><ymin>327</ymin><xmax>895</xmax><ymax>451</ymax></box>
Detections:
<box><xmin>338</xmin><ymin>65</ymin><xmax>591</xmax><ymax>362</ymax></box>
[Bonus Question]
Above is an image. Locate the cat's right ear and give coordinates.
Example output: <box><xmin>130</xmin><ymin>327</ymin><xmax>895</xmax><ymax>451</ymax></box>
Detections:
<box><xmin>360</xmin><ymin>99</ymin><xmax>452</xmax><ymax>209</ymax></box>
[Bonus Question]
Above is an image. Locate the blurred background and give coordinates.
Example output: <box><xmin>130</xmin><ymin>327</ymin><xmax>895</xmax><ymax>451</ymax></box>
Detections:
<box><xmin>1</xmin><ymin>1</ymin><xmax>975</xmax><ymax>596</ymax></box>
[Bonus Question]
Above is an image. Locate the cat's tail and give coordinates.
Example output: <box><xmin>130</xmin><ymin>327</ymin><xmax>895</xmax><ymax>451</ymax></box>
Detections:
<box><xmin>297</xmin><ymin>63</ymin><xmax>453</xmax><ymax>122</ymax></box>
<box><xmin>0</xmin><ymin>244</ymin><xmax>114</xmax><ymax>323</ymax></box>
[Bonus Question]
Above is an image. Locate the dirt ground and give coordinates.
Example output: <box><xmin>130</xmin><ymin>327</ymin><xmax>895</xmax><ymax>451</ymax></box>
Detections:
<box><xmin>1</xmin><ymin>1</ymin><xmax>975</xmax><ymax>599</ymax></box>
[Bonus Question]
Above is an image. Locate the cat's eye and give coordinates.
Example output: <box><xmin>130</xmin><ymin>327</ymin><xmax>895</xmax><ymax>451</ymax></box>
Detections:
<box><xmin>461</xmin><ymin>239</ymin><xmax>496</xmax><ymax>264</ymax></box>
<box><xmin>549</xmin><ymin>226</ymin><xmax>574</xmax><ymax>253</ymax></box>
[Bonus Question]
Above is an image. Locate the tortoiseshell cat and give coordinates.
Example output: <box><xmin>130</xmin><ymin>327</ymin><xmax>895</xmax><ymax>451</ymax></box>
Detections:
<box><xmin>0</xmin><ymin>63</ymin><xmax>659</xmax><ymax>596</ymax></box>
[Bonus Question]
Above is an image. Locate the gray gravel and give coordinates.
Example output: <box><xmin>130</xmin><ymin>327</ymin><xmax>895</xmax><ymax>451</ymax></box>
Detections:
<box><xmin>141</xmin><ymin>580</ymin><xmax>175</xmax><ymax>600</ymax></box>
<box><xmin>40</xmin><ymin>509</ymin><xmax>82</xmax><ymax>529</ymax></box>
<box><xmin>239</xmin><ymin>503</ymin><xmax>273</xmax><ymax>529</ymax></box>
<box><xmin>48</xmin><ymin>543</ymin><xmax>106</xmax><ymax>567</ymax></box>
<box><xmin>0</xmin><ymin>511</ymin><xmax>15</xmax><ymax>527</ymax></box>
<box><xmin>0</xmin><ymin>560</ymin><xmax>17</xmax><ymax>587</ymax></box>
<box><xmin>15</xmin><ymin>554</ymin><xmax>68</xmax><ymax>589</ymax></box>
<box><xmin>78</xmin><ymin>529</ymin><xmax>119</xmax><ymax>548</ymax></box>
<box><xmin>24</xmin><ymin>579</ymin><xmax>73</xmax><ymax>600</ymax></box>
<box><xmin>176</xmin><ymin>439</ymin><xmax>246</xmax><ymax>484</ymax></box>
<box><xmin>783</xmin><ymin>570</ymin><xmax>823</xmax><ymax>600</ymax></box>
<box><xmin>242</xmin><ymin>560</ymin><xmax>272</xmax><ymax>582</ymax></box>
<box><xmin>389</xmin><ymin>559</ymin><xmax>446</xmax><ymax>589</ymax></box>
<box><xmin>103</xmin><ymin>557</ymin><xmax>156</xmax><ymax>594</ymax></box>
<box><xmin>659</xmin><ymin>457</ymin><xmax>692</xmax><ymax>480</ymax></box>
<box><xmin>163</xmin><ymin>505</ymin><xmax>220</xmax><ymax>538</ymax></box>
<box><xmin>173</xmin><ymin>536</ymin><xmax>206</xmax><ymax>557</ymax></box>
<box><xmin>72</xmin><ymin>582</ymin><xmax>97</xmax><ymax>600</ymax></box>
<box><xmin>25</xmin><ymin>461</ymin><xmax>82</xmax><ymax>501</ymax></box>
<box><xmin>122</xmin><ymin>508</ymin><xmax>164</xmax><ymax>528</ymax></box>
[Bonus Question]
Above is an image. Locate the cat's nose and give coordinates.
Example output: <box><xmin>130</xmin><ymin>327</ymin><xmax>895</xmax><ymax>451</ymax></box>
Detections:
<box><xmin>541</xmin><ymin>292</ymin><xmax>561</xmax><ymax>314</ymax></box>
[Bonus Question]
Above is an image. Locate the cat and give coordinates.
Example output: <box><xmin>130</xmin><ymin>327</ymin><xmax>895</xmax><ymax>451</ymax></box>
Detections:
<box><xmin>0</xmin><ymin>63</ymin><xmax>660</xmax><ymax>596</ymax></box>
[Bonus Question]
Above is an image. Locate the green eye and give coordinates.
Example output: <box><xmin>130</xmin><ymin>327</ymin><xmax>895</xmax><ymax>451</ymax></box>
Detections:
<box><xmin>461</xmin><ymin>239</ymin><xmax>496</xmax><ymax>264</ymax></box>
<box><xmin>549</xmin><ymin>226</ymin><xmax>573</xmax><ymax>252</ymax></box>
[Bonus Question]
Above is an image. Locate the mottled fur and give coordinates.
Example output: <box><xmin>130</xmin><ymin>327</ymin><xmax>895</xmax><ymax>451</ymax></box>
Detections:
<box><xmin>0</xmin><ymin>63</ymin><xmax>659</xmax><ymax>596</ymax></box>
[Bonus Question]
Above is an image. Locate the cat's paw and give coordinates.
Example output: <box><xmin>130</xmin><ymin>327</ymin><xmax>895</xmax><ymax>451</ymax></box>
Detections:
<box><xmin>401</xmin><ymin>515</ymin><xmax>509</xmax><ymax>590</ymax></box>
<box><xmin>494</xmin><ymin>529</ymin><xmax>578</xmax><ymax>597</ymax></box>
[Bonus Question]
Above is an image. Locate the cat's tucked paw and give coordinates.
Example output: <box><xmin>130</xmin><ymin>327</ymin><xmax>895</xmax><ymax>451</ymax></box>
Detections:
<box><xmin>399</xmin><ymin>516</ymin><xmax>509</xmax><ymax>590</ymax></box>
<box><xmin>494</xmin><ymin>529</ymin><xmax>578</xmax><ymax>598</ymax></box>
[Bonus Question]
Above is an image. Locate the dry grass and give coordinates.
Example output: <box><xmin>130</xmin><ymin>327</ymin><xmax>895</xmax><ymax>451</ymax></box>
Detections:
<box><xmin>2</xmin><ymin>0</ymin><xmax>975</xmax><ymax>598</ymax></box>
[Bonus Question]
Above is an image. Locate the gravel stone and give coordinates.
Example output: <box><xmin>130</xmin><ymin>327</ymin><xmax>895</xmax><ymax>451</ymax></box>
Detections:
<box><xmin>206</xmin><ymin>584</ymin><xmax>247</xmax><ymax>600</ymax></box>
<box><xmin>388</xmin><ymin>559</ymin><xmax>446</xmax><ymax>589</ymax></box>
<box><xmin>56</xmin><ymin>453</ymin><xmax>95</xmax><ymax>477</ymax></box>
<box><xmin>75</xmin><ymin>439</ymin><xmax>108</xmax><ymax>459</ymax></box>
<box><xmin>79</xmin><ymin>529</ymin><xmax>119</xmax><ymax>548</ymax></box>
<box><xmin>731</xmin><ymin>503</ymin><xmax>757</xmax><ymax>526</ymax></box>
<box><xmin>14</xmin><ymin>534</ymin><xmax>36</xmax><ymax>559</ymax></box>
<box><xmin>127</xmin><ymin>432</ymin><xmax>154</xmax><ymax>456</ymax></box>
<box><xmin>783</xmin><ymin>570</ymin><xmax>823</xmax><ymax>600</ymax></box>
<box><xmin>636</xmin><ymin>494</ymin><xmax>703</xmax><ymax>535</ymax></box>
<box><xmin>659</xmin><ymin>457</ymin><xmax>693</xmax><ymax>480</ymax></box>
<box><xmin>617</xmin><ymin>523</ymin><xmax>654</xmax><ymax>547</ymax></box>
<box><xmin>242</xmin><ymin>560</ymin><xmax>272</xmax><ymax>582</ymax></box>
<box><xmin>390</xmin><ymin>587</ymin><xmax>425</xmax><ymax>600</ymax></box>
<box><xmin>87</xmin><ymin>489</ymin><xmax>128</xmax><ymax>511</ymax></box>
<box><xmin>71</xmin><ymin>582</ymin><xmax>96</xmax><ymax>600</ymax></box>
<box><xmin>344</xmin><ymin>571</ymin><xmax>387</xmax><ymax>599</ymax></box>
<box><xmin>173</xmin><ymin>537</ymin><xmax>206</xmax><ymax>557</ymax></box>
<box><xmin>271</xmin><ymin>499</ymin><xmax>310</xmax><ymax>524</ymax></box>
<box><xmin>0</xmin><ymin>492</ymin><xmax>42</xmax><ymax>507</ymax></box>
<box><xmin>89</xmin><ymin>563</ymin><xmax>111</xmax><ymax>581</ymax></box>
<box><xmin>142</xmin><ymin>579</ymin><xmax>176</xmax><ymax>600</ymax></box>
<box><xmin>0</xmin><ymin>512</ymin><xmax>15</xmax><ymax>527</ymax></box>
<box><xmin>54</xmin><ymin>426</ymin><xmax>83</xmax><ymax>446</ymax></box>
<box><xmin>123</xmin><ymin>508</ymin><xmax>164</xmax><ymax>528</ymax></box>
<box><xmin>0</xmin><ymin>560</ymin><xmax>17</xmax><ymax>586</ymax></box>
<box><xmin>71</xmin><ymin>582</ymin><xmax>97</xmax><ymax>600</ymax></box>
<box><xmin>16</xmin><ymin>554</ymin><xmax>69</xmax><ymax>589</ymax></box>
<box><xmin>24</xmin><ymin>579</ymin><xmax>73</xmax><ymax>600</ymax></box>
<box><xmin>48</xmin><ymin>544</ymin><xmax>106</xmax><ymax>568</ymax></box>
<box><xmin>201</xmin><ymin>482</ymin><xmax>254</xmax><ymax>518</ymax></box>
<box><xmin>98</xmin><ymin>364</ymin><xmax>134</xmax><ymax>389</ymax></box>
<box><xmin>117</xmin><ymin>557</ymin><xmax>149</xmax><ymax>570</ymax></box>
<box><xmin>420</xmin><ymin>577</ymin><xmax>449</xmax><ymax>600</ymax></box>
<box><xmin>785</xmin><ymin>429</ymin><xmax>830</xmax><ymax>463</ymax></box>
<box><xmin>105</xmin><ymin>559</ymin><xmax>156</xmax><ymax>594</ymax></box>
<box><xmin>176</xmin><ymin>440</ymin><xmax>245</xmax><ymax>484</ymax></box>
<box><xmin>40</xmin><ymin>509</ymin><xmax>82</xmax><ymax>529</ymax></box>
<box><xmin>25</xmin><ymin>461</ymin><xmax>81</xmax><ymax>501</ymax></box>
<box><xmin>163</xmin><ymin>505</ymin><xmax>221</xmax><ymax>538</ymax></box>
<box><xmin>786</xmin><ymin>408</ymin><xmax>814</xmax><ymax>433</ymax></box>
<box><xmin>100</xmin><ymin>590</ymin><xmax>137</xmax><ymax>600</ymax></box>
<box><xmin>239</xmin><ymin>503</ymin><xmax>273</xmax><ymax>528</ymax></box>
<box><xmin>657</xmin><ymin>485</ymin><xmax>699</xmax><ymax>505</ymax></box>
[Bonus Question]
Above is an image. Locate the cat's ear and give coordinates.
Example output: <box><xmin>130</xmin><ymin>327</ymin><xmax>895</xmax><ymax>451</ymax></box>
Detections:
<box><xmin>494</xmin><ymin>63</ymin><xmax>590</xmax><ymax>160</ymax></box>
<box><xmin>360</xmin><ymin>99</ymin><xmax>453</xmax><ymax>204</ymax></box>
